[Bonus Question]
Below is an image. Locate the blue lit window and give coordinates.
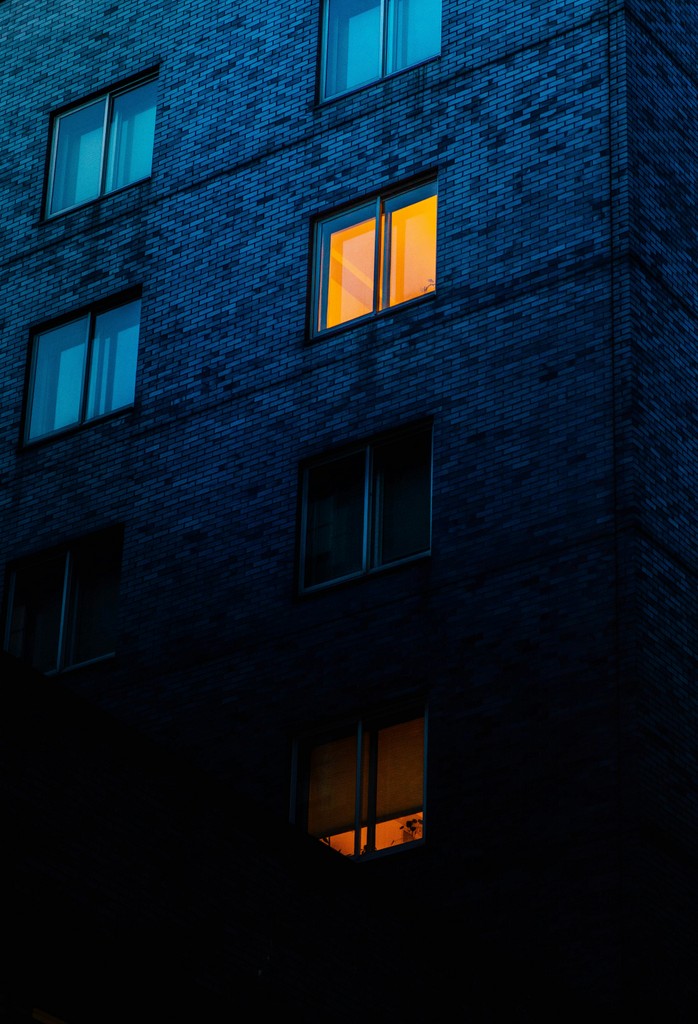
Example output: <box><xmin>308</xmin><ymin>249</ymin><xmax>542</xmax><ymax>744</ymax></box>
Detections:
<box><xmin>25</xmin><ymin>296</ymin><xmax>141</xmax><ymax>443</ymax></box>
<box><xmin>46</xmin><ymin>76</ymin><xmax>157</xmax><ymax>217</ymax></box>
<box><xmin>321</xmin><ymin>0</ymin><xmax>441</xmax><ymax>100</ymax></box>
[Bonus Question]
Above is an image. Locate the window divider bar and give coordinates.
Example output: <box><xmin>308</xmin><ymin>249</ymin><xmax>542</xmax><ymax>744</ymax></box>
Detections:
<box><xmin>354</xmin><ymin>721</ymin><xmax>364</xmax><ymax>857</ymax></box>
<box><xmin>80</xmin><ymin>312</ymin><xmax>96</xmax><ymax>425</ymax></box>
<box><xmin>55</xmin><ymin>552</ymin><xmax>72</xmax><ymax>672</ymax></box>
<box><xmin>362</xmin><ymin>446</ymin><xmax>372</xmax><ymax>573</ymax></box>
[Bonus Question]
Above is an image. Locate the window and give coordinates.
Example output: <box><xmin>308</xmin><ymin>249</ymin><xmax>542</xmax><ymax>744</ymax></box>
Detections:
<box><xmin>296</xmin><ymin>711</ymin><xmax>426</xmax><ymax>858</ymax></box>
<box><xmin>300</xmin><ymin>424</ymin><xmax>432</xmax><ymax>591</ymax></box>
<box><xmin>3</xmin><ymin>529</ymin><xmax>122</xmax><ymax>674</ymax></box>
<box><xmin>313</xmin><ymin>180</ymin><xmax>437</xmax><ymax>335</ymax></box>
<box><xmin>46</xmin><ymin>75</ymin><xmax>157</xmax><ymax>217</ymax></box>
<box><xmin>321</xmin><ymin>0</ymin><xmax>442</xmax><ymax>100</ymax></box>
<box><xmin>25</xmin><ymin>295</ymin><xmax>141</xmax><ymax>443</ymax></box>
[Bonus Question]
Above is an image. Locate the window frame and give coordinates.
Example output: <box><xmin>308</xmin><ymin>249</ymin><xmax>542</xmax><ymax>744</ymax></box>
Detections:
<box><xmin>44</xmin><ymin>71</ymin><xmax>158</xmax><ymax>219</ymax></box>
<box><xmin>292</xmin><ymin>706</ymin><xmax>427</xmax><ymax>860</ymax></box>
<box><xmin>319</xmin><ymin>0</ymin><xmax>442</xmax><ymax>103</ymax></box>
<box><xmin>2</xmin><ymin>528</ymin><xmax>123</xmax><ymax>675</ymax></box>
<box><xmin>23</xmin><ymin>289</ymin><xmax>142</xmax><ymax>446</ymax></box>
<box><xmin>298</xmin><ymin>422</ymin><xmax>433</xmax><ymax>593</ymax></box>
<box><xmin>310</xmin><ymin>178</ymin><xmax>437</xmax><ymax>338</ymax></box>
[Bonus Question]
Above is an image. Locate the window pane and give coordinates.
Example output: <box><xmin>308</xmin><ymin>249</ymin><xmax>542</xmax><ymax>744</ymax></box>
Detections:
<box><xmin>324</xmin><ymin>0</ymin><xmax>382</xmax><ymax>98</ymax></box>
<box><xmin>319</xmin><ymin>211</ymin><xmax>377</xmax><ymax>331</ymax></box>
<box><xmin>67</xmin><ymin>536</ymin><xmax>121</xmax><ymax>665</ymax></box>
<box><xmin>27</xmin><ymin>318</ymin><xmax>89</xmax><ymax>440</ymax></box>
<box><xmin>372</xmin><ymin>430</ymin><xmax>431</xmax><ymax>565</ymax></box>
<box><xmin>48</xmin><ymin>98</ymin><xmax>106</xmax><ymax>216</ymax></box>
<box><xmin>386</xmin><ymin>0</ymin><xmax>442</xmax><ymax>75</ymax></box>
<box><xmin>86</xmin><ymin>300</ymin><xmax>141</xmax><ymax>419</ymax></box>
<box><xmin>7</xmin><ymin>555</ymin><xmax>66</xmax><ymax>673</ymax></box>
<box><xmin>308</xmin><ymin>734</ymin><xmax>358</xmax><ymax>840</ymax></box>
<box><xmin>104</xmin><ymin>80</ymin><xmax>157</xmax><ymax>194</ymax></box>
<box><xmin>375</xmin><ymin>717</ymin><xmax>424</xmax><ymax>851</ymax></box>
<box><xmin>384</xmin><ymin>188</ymin><xmax>437</xmax><ymax>308</ymax></box>
<box><xmin>304</xmin><ymin>452</ymin><xmax>366</xmax><ymax>587</ymax></box>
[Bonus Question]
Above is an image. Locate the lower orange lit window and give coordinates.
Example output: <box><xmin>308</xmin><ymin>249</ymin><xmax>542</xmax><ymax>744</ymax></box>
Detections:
<box><xmin>301</xmin><ymin>714</ymin><xmax>425</xmax><ymax>858</ymax></box>
<box><xmin>313</xmin><ymin>180</ymin><xmax>437</xmax><ymax>335</ymax></box>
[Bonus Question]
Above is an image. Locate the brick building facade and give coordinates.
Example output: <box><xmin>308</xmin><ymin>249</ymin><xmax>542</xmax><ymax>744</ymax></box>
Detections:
<box><xmin>1</xmin><ymin>0</ymin><xmax>697</xmax><ymax>1018</ymax></box>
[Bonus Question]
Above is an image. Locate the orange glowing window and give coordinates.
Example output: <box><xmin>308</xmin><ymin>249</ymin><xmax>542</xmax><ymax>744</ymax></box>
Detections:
<box><xmin>314</xmin><ymin>180</ymin><xmax>437</xmax><ymax>335</ymax></box>
<box><xmin>301</xmin><ymin>713</ymin><xmax>425</xmax><ymax>858</ymax></box>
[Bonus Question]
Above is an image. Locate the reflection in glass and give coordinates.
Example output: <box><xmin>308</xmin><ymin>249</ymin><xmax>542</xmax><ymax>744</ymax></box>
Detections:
<box><xmin>27</xmin><ymin>319</ymin><xmax>89</xmax><ymax>440</ymax></box>
<box><xmin>49</xmin><ymin>98</ymin><xmax>106</xmax><ymax>216</ymax></box>
<box><xmin>325</xmin><ymin>216</ymin><xmax>376</xmax><ymax>329</ymax></box>
<box><xmin>304</xmin><ymin>452</ymin><xmax>366</xmax><ymax>587</ymax></box>
<box><xmin>86</xmin><ymin>300</ymin><xmax>141</xmax><ymax>419</ymax></box>
<box><xmin>386</xmin><ymin>0</ymin><xmax>442</xmax><ymax>76</ymax></box>
<box><xmin>105</xmin><ymin>81</ymin><xmax>157</xmax><ymax>194</ymax></box>
<box><xmin>324</xmin><ymin>0</ymin><xmax>381</xmax><ymax>98</ymax></box>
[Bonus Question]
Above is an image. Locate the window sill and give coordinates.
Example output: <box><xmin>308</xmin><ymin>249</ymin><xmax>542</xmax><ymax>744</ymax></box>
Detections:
<box><xmin>299</xmin><ymin>549</ymin><xmax>431</xmax><ymax>597</ymax></box>
<box><xmin>317</xmin><ymin>54</ymin><xmax>441</xmax><ymax>107</ymax></box>
<box><xmin>308</xmin><ymin>290</ymin><xmax>436</xmax><ymax>345</ymax></box>
<box><xmin>21</xmin><ymin>406</ymin><xmax>135</xmax><ymax>451</ymax></box>
<box><xmin>41</xmin><ymin>175</ymin><xmax>152</xmax><ymax>223</ymax></box>
<box><xmin>43</xmin><ymin>651</ymin><xmax>116</xmax><ymax>676</ymax></box>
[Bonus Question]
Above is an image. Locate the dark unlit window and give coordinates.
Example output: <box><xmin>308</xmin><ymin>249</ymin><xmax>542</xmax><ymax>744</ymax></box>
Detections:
<box><xmin>4</xmin><ymin>529</ymin><xmax>122</xmax><ymax>673</ymax></box>
<box><xmin>46</xmin><ymin>76</ymin><xmax>157</xmax><ymax>217</ymax></box>
<box><xmin>300</xmin><ymin>425</ymin><xmax>432</xmax><ymax>591</ymax></box>
<box><xmin>300</xmin><ymin>712</ymin><xmax>425</xmax><ymax>857</ymax></box>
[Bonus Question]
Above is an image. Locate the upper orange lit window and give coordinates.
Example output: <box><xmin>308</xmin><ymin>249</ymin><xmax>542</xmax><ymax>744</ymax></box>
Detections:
<box><xmin>302</xmin><ymin>714</ymin><xmax>425</xmax><ymax>858</ymax></box>
<box><xmin>314</xmin><ymin>181</ymin><xmax>437</xmax><ymax>335</ymax></box>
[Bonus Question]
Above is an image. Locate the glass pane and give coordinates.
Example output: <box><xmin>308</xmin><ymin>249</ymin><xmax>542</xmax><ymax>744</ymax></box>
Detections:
<box><xmin>386</xmin><ymin>0</ymin><xmax>442</xmax><ymax>75</ymax></box>
<box><xmin>67</xmin><ymin>536</ymin><xmax>121</xmax><ymax>665</ymax></box>
<box><xmin>304</xmin><ymin>452</ymin><xmax>366</xmax><ymax>587</ymax></box>
<box><xmin>86</xmin><ymin>299</ymin><xmax>141</xmax><ymax>419</ymax></box>
<box><xmin>27</xmin><ymin>318</ymin><xmax>89</xmax><ymax>440</ymax></box>
<box><xmin>7</xmin><ymin>555</ymin><xmax>66</xmax><ymax>673</ymax></box>
<box><xmin>308</xmin><ymin>734</ymin><xmax>358</xmax><ymax>840</ymax></box>
<box><xmin>372</xmin><ymin>430</ymin><xmax>431</xmax><ymax>565</ymax></box>
<box><xmin>104</xmin><ymin>80</ymin><xmax>157</xmax><ymax>193</ymax></box>
<box><xmin>375</xmin><ymin>717</ymin><xmax>424</xmax><ymax>851</ymax></box>
<box><xmin>385</xmin><ymin>189</ymin><xmax>437</xmax><ymax>308</ymax></box>
<box><xmin>48</xmin><ymin>98</ymin><xmax>106</xmax><ymax>215</ymax></box>
<box><xmin>319</xmin><ymin>211</ymin><xmax>376</xmax><ymax>331</ymax></box>
<box><xmin>324</xmin><ymin>0</ymin><xmax>382</xmax><ymax>98</ymax></box>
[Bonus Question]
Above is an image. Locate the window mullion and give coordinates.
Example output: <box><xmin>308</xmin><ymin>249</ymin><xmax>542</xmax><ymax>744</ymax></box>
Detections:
<box><xmin>56</xmin><ymin>551</ymin><xmax>72</xmax><ymax>671</ymax></box>
<box><xmin>373</xmin><ymin>196</ymin><xmax>383</xmax><ymax>313</ymax></box>
<box><xmin>80</xmin><ymin>312</ymin><xmax>96</xmax><ymax>424</ymax></box>
<box><xmin>380</xmin><ymin>198</ymin><xmax>392</xmax><ymax>311</ymax></box>
<box><xmin>98</xmin><ymin>94</ymin><xmax>111</xmax><ymax>196</ymax></box>
<box><xmin>363</xmin><ymin>446</ymin><xmax>372</xmax><ymax>572</ymax></box>
<box><xmin>366</xmin><ymin>726</ymin><xmax>378</xmax><ymax>854</ymax></box>
<box><xmin>354</xmin><ymin>721</ymin><xmax>364</xmax><ymax>857</ymax></box>
<box><xmin>379</xmin><ymin>0</ymin><xmax>388</xmax><ymax>79</ymax></box>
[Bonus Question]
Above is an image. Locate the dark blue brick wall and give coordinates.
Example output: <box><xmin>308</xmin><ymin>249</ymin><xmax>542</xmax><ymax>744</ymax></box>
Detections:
<box><xmin>2</xmin><ymin>0</ymin><xmax>697</xmax><ymax>1014</ymax></box>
